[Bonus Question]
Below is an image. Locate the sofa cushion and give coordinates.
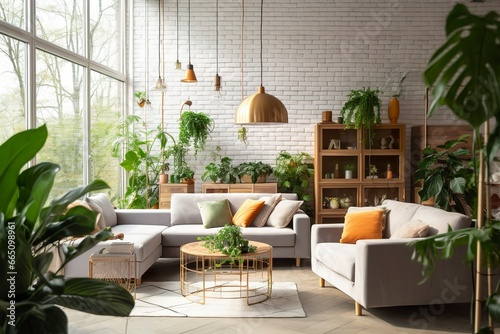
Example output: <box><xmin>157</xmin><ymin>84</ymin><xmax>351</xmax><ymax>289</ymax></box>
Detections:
<box><xmin>232</xmin><ymin>199</ymin><xmax>265</xmax><ymax>227</ymax></box>
<box><xmin>266</xmin><ymin>199</ymin><xmax>303</xmax><ymax>228</ymax></box>
<box><xmin>390</xmin><ymin>219</ymin><xmax>429</xmax><ymax>239</ymax></box>
<box><xmin>348</xmin><ymin>205</ymin><xmax>389</xmax><ymax>231</ymax></box>
<box><xmin>85</xmin><ymin>193</ymin><xmax>117</xmax><ymax>227</ymax></box>
<box><xmin>412</xmin><ymin>206</ymin><xmax>471</xmax><ymax>235</ymax></box>
<box><xmin>251</xmin><ymin>194</ymin><xmax>282</xmax><ymax>227</ymax></box>
<box><xmin>340</xmin><ymin>210</ymin><xmax>383</xmax><ymax>243</ymax></box>
<box><xmin>197</xmin><ymin>199</ymin><xmax>233</xmax><ymax>228</ymax></box>
<box><xmin>314</xmin><ymin>243</ymin><xmax>356</xmax><ymax>281</ymax></box>
<box><xmin>382</xmin><ymin>200</ymin><xmax>421</xmax><ymax>238</ymax></box>
<box><xmin>162</xmin><ymin>225</ymin><xmax>295</xmax><ymax>247</ymax></box>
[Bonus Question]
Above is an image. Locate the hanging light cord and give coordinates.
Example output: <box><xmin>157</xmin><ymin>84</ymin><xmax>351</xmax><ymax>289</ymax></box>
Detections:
<box><xmin>260</xmin><ymin>0</ymin><xmax>263</xmax><ymax>87</ymax></box>
<box><xmin>216</xmin><ymin>0</ymin><xmax>219</xmax><ymax>75</ymax></box>
<box><xmin>157</xmin><ymin>0</ymin><xmax>161</xmax><ymax>78</ymax></box>
<box><xmin>176</xmin><ymin>0</ymin><xmax>179</xmax><ymax>62</ymax></box>
<box><xmin>241</xmin><ymin>0</ymin><xmax>245</xmax><ymax>100</ymax></box>
<box><xmin>188</xmin><ymin>0</ymin><xmax>191</xmax><ymax>64</ymax></box>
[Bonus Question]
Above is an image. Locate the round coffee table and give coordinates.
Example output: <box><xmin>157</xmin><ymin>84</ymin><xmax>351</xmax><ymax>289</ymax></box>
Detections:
<box><xmin>180</xmin><ymin>241</ymin><xmax>272</xmax><ymax>305</ymax></box>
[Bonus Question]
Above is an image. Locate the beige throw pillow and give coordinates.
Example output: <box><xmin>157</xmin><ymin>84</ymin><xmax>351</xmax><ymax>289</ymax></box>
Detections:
<box><xmin>390</xmin><ymin>219</ymin><xmax>429</xmax><ymax>239</ymax></box>
<box><xmin>251</xmin><ymin>194</ymin><xmax>282</xmax><ymax>227</ymax></box>
<box><xmin>266</xmin><ymin>199</ymin><xmax>303</xmax><ymax>228</ymax></box>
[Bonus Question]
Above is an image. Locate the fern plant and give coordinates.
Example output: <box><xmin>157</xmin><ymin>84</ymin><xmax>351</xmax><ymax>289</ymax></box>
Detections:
<box><xmin>178</xmin><ymin>111</ymin><xmax>214</xmax><ymax>156</ymax></box>
<box><xmin>340</xmin><ymin>87</ymin><xmax>382</xmax><ymax>131</ymax></box>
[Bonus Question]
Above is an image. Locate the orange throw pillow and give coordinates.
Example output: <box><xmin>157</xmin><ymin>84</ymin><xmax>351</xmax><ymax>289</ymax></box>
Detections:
<box><xmin>232</xmin><ymin>199</ymin><xmax>265</xmax><ymax>227</ymax></box>
<box><xmin>340</xmin><ymin>209</ymin><xmax>384</xmax><ymax>244</ymax></box>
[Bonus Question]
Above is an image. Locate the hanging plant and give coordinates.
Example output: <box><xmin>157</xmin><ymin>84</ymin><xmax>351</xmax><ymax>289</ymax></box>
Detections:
<box><xmin>340</xmin><ymin>87</ymin><xmax>382</xmax><ymax>131</ymax></box>
<box><xmin>178</xmin><ymin>111</ymin><xmax>214</xmax><ymax>156</ymax></box>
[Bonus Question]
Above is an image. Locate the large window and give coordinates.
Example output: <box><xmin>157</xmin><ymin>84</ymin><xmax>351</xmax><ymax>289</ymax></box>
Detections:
<box><xmin>0</xmin><ymin>0</ymin><xmax>127</xmax><ymax>200</ymax></box>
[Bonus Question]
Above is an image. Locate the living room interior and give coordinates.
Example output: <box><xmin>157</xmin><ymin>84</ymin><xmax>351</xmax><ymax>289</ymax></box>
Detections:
<box><xmin>1</xmin><ymin>0</ymin><xmax>500</xmax><ymax>333</ymax></box>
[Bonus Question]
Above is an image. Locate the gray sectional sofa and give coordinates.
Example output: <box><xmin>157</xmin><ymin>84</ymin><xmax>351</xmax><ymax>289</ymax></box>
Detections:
<box><xmin>311</xmin><ymin>200</ymin><xmax>473</xmax><ymax>315</ymax></box>
<box><xmin>63</xmin><ymin>192</ymin><xmax>311</xmax><ymax>283</ymax></box>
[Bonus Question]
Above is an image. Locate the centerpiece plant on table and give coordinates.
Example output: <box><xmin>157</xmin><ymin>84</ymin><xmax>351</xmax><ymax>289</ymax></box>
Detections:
<box><xmin>198</xmin><ymin>225</ymin><xmax>256</xmax><ymax>265</ymax></box>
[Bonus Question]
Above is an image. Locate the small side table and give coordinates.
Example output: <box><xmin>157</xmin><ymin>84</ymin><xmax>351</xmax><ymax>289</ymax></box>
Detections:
<box><xmin>89</xmin><ymin>252</ymin><xmax>137</xmax><ymax>298</ymax></box>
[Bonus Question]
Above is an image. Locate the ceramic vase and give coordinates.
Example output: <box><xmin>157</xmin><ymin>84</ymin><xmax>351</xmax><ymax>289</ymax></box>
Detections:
<box><xmin>345</xmin><ymin>170</ymin><xmax>353</xmax><ymax>179</ymax></box>
<box><xmin>388</xmin><ymin>97</ymin><xmax>400</xmax><ymax>124</ymax></box>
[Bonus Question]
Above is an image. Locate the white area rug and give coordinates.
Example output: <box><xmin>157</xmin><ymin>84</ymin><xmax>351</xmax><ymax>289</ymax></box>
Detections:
<box><xmin>130</xmin><ymin>281</ymin><xmax>306</xmax><ymax>318</ymax></box>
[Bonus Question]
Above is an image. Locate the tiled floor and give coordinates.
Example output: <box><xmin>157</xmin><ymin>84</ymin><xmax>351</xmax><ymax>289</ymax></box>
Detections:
<box><xmin>65</xmin><ymin>258</ymin><xmax>476</xmax><ymax>334</ymax></box>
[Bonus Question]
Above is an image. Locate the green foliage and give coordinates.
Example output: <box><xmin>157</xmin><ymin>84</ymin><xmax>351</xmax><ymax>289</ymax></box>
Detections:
<box><xmin>178</xmin><ymin>111</ymin><xmax>214</xmax><ymax>156</ymax></box>
<box><xmin>413</xmin><ymin>135</ymin><xmax>476</xmax><ymax>215</ymax></box>
<box><xmin>345</xmin><ymin>163</ymin><xmax>355</xmax><ymax>171</ymax></box>
<box><xmin>112</xmin><ymin>115</ymin><xmax>174</xmax><ymax>208</ymax></box>
<box><xmin>273</xmin><ymin>151</ymin><xmax>314</xmax><ymax>215</ymax></box>
<box><xmin>0</xmin><ymin>125</ymin><xmax>134</xmax><ymax>334</ymax></box>
<box><xmin>340</xmin><ymin>87</ymin><xmax>381</xmax><ymax>130</ymax></box>
<box><xmin>201</xmin><ymin>157</ymin><xmax>238</xmax><ymax>184</ymax></box>
<box><xmin>423</xmin><ymin>4</ymin><xmax>500</xmax><ymax>164</ymax></box>
<box><xmin>198</xmin><ymin>225</ymin><xmax>256</xmax><ymax>264</ymax></box>
<box><xmin>416</xmin><ymin>5</ymin><xmax>500</xmax><ymax>331</ymax></box>
<box><xmin>237</xmin><ymin>161</ymin><xmax>273</xmax><ymax>183</ymax></box>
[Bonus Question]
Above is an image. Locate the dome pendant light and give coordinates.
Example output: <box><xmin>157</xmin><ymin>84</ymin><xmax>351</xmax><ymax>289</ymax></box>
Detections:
<box><xmin>181</xmin><ymin>0</ymin><xmax>197</xmax><ymax>83</ymax></box>
<box><xmin>151</xmin><ymin>0</ymin><xmax>166</xmax><ymax>91</ymax></box>
<box><xmin>235</xmin><ymin>0</ymin><xmax>288</xmax><ymax>124</ymax></box>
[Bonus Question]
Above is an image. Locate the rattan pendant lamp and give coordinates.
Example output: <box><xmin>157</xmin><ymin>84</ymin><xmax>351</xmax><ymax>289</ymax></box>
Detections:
<box><xmin>235</xmin><ymin>0</ymin><xmax>288</xmax><ymax>124</ymax></box>
<box><xmin>181</xmin><ymin>0</ymin><xmax>197</xmax><ymax>83</ymax></box>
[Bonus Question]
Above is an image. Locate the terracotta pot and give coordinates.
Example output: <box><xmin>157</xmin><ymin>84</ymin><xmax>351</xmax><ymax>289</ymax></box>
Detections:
<box><xmin>388</xmin><ymin>97</ymin><xmax>400</xmax><ymax>124</ymax></box>
<box><xmin>159</xmin><ymin>174</ymin><xmax>168</xmax><ymax>184</ymax></box>
<box><xmin>322</xmin><ymin>110</ymin><xmax>332</xmax><ymax>123</ymax></box>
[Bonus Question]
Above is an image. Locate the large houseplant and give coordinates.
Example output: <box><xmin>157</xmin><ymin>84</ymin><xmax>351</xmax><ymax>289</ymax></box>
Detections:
<box><xmin>0</xmin><ymin>125</ymin><xmax>134</xmax><ymax>333</ymax></box>
<box><xmin>413</xmin><ymin>134</ymin><xmax>476</xmax><ymax>216</ymax></box>
<box><xmin>273</xmin><ymin>151</ymin><xmax>314</xmax><ymax>215</ymax></box>
<box><xmin>412</xmin><ymin>4</ymin><xmax>500</xmax><ymax>332</ymax></box>
<box><xmin>112</xmin><ymin>115</ymin><xmax>175</xmax><ymax>208</ymax></box>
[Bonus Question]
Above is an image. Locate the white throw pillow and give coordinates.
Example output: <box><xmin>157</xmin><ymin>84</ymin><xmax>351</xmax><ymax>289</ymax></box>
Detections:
<box><xmin>251</xmin><ymin>194</ymin><xmax>282</xmax><ymax>227</ymax></box>
<box><xmin>85</xmin><ymin>193</ymin><xmax>117</xmax><ymax>227</ymax></box>
<box><xmin>266</xmin><ymin>199</ymin><xmax>303</xmax><ymax>228</ymax></box>
<box><xmin>390</xmin><ymin>219</ymin><xmax>429</xmax><ymax>239</ymax></box>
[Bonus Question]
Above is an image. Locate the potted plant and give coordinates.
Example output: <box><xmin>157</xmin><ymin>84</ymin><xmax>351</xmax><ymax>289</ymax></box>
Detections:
<box><xmin>201</xmin><ymin>156</ymin><xmax>238</xmax><ymax>184</ymax></box>
<box><xmin>345</xmin><ymin>163</ymin><xmax>355</xmax><ymax>179</ymax></box>
<box><xmin>340</xmin><ymin>87</ymin><xmax>382</xmax><ymax>131</ymax></box>
<box><xmin>112</xmin><ymin>115</ymin><xmax>175</xmax><ymax>208</ymax></box>
<box><xmin>413</xmin><ymin>135</ymin><xmax>476</xmax><ymax>216</ymax></box>
<box><xmin>273</xmin><ymin>151</ymin><xmax>314</xmax><ymax>215</ymax></box>
<box><xmin>412</xmin><ymin>4</ymin><xmax>500</xmax><ymax>332</ymax></box>
<box><xmin>197</xmin><ymin>225</ymin><xmax>257</xmax><ymax>264</ymax></box>
<box><xmin>134</xmin><ymin>91</ymin><xmax>147</xmax><ymax>108</ymax></box>
<box><xmin>0</xmin><ymin>125</ymin><xmax>134</xmax><ymax>333</ymax></box>
<box><xmin>386</xmin><ymin>71</ymin><xmax>409</xmax><ymax>124</ymax></box>
<box><xmin>237</xmin><ymin>161</ymin><xmax>273</xmax><ymax>183</ymax></box>
<box><xmin>367</xmin><ymin>164</ymin><xmax>378</xmax><ymax>179</ymax></box>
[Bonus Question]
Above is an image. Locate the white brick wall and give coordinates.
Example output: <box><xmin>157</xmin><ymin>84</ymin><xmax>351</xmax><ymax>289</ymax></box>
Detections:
<box><xmin>132</xmin><ymin>0</ymin><xmax>499</xmax><ymax>194</ymax></box>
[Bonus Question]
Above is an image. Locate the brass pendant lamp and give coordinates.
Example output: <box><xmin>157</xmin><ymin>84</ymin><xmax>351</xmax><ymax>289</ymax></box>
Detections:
<box><xmin>181</xmin><ymin>0</ymin><xmax>197</xmax><ymax>83</ymax></box>
<box><xmin>212</xmin><ymin>0</ymin><xmax>223</xmax><ymax>99</ymax></box>
<box><xmin>235</xmin><ymin>0</ymin><xmax>288</xmax><ymax>124</ymax></box>
<box><xmin>151</xmin><ymin>0</ymin><xmax>166</xmax><ymax>91</ymax></box>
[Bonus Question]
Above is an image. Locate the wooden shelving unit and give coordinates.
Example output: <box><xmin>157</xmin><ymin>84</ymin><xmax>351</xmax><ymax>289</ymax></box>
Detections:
<box><xmin>314</xmin><ymin>123</ymin><xmax>406</xmax><ymax>224</ymax></box>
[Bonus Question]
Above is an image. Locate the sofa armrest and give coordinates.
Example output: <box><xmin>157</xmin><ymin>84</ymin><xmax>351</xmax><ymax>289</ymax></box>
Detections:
<box><xmin>292</xmin><ymin>212</ymin><xmax>312</xmax><ymax>258</ymax></box>
<box><xmin>115</xmin><ymin>209</ymin><xmax>171</xmax><ymax>226</ymax></box>
<box><xmin>310</xmin><ymin>224</ymin><xmax>344</xmax><ymax>259</ymax></box>
<box><xmin>354</xmin><ymin>238</ymin><xmax>472</xmax><ymax>308</ymax></box>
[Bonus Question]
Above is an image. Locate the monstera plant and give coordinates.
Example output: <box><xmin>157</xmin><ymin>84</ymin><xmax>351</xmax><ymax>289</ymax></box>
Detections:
<box><xmin>0</xmin><ymin>125</ymin><xmax>134</xmax><ymax>333</ymax></box>
<box><xmin>412</xmin><ymin>4</ymin><xmax>500</xmax><ymax>333</ymax></box>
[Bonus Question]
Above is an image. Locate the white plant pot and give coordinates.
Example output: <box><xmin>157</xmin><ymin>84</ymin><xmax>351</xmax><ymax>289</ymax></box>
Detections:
<box><xmin>345</xmin><ymin>170</ymin><xmax>353</xmax><ymax>179</ymax></box>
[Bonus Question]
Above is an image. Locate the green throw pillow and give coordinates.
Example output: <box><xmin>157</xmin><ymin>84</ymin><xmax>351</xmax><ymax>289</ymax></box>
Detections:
<box><xmin>198</xmin><ymin>199</ymin><xmax>233</xmax><ymax>228</ymax></box>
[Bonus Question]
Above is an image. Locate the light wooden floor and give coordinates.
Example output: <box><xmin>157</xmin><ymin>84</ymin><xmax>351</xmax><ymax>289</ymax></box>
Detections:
<box><xmin>65</xmin><ymin>258</ymin><xmax>474</xmax><ymax>334</ymax></box>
